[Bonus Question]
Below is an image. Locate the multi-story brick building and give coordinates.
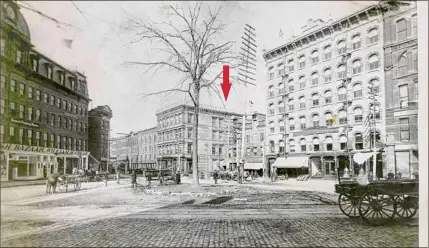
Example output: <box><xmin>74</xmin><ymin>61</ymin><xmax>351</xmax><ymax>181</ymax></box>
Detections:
<box><xmin>382</xmin><ymin>2</ymin><xmax>418</xmax><ymax>178</ymax></box>
<box><xmin>88</xmin><ymin>105</ymin><xmax>112</xmax><ymax>172</ymax></box>
<box><xmin>263</xmin><ymin>4</ymin><xmax>387</xmax><ymax>179</ymax></box>
<box><xmin>1</xmin><ymin>1</ymin><xmax>90</xmax><ymax>181</ymax></box>
<box><xmin>242</xmin><ymin>113</ymin><xmax>266</xmax><ymax>176</ymax></box>
<box><xmin>155</xmin><ymin>103</ymin><xmax>242</xmax><ymax>176</ymax></box>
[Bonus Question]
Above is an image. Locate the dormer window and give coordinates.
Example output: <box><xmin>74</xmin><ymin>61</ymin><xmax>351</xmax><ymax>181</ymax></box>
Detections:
<box><xmin>71</xmin><ymin>78</ymin><xmax>76</xmax><ymax>90</ymax></box>
<box><xmin>16</xmin><ymin>50</ymin><xmax>22</xmax><ymax>64</ymax></box>
<box><xmin>60</xmin><ymin>73</ymin><xmax>65</xmax><ymax>85</ymax></box>
<box><xmin>47</xmin><ymin>65</ymin><xmax>53</xmax><ymax>79</ymax></box>
<box><xmin>32</xmin><ymin>58</ymin><xmax>38</xmax><ymax>71</ymax></box>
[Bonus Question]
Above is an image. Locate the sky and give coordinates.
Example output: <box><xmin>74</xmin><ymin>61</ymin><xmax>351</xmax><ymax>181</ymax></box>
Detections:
<box><xmin>19</xmin><ymin>1</ymin><xmax>373</xmax><ymax>138</ymax></box>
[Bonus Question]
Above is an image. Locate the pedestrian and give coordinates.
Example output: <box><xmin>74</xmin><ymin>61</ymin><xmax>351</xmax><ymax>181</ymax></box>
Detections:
<box><xmin>116</xmin><ymin>170</ymin><xmax>120</xmax><ymax>184</ymax></box>
<box><xmin>104</xmin><ymin>173</ymin><xmax>108</xmax><ymax>187</ymax></box>
<box><xmin>176</xmin><ymin>171</ymin><xmax>181</xmax><ymax>185</ymax></box>
<box><xmin>131</xmin><ymin>170</ymin><xmax>137</xmax><ymax>188</ymax></box>
<box><xmin>213</xmin><ymin>170</ymin><xmax>218</xmax><ymax>184</ymax></box>
<box><xmin>387</xmin><ymin>170</ymin><xmax>394</xmax><ymax>180</ymax></box>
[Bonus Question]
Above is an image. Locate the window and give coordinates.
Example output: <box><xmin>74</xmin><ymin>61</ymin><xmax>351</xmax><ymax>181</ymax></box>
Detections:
<box><xmin>338</xmin><ymin>109</ymin><xmax>347</xmax><ymax>124</ymax></box>
<box><xmin>299</xmin><ymin>76</ymin><xmax>305</xmax><ymax>89</ymax></box>
<box><xmin>337</xmin><ymin>64</ymin><xmax>346</xmax><ymax>79</ymax></box>
<box><xmin>288</xmin><ymin>99</ymin><xmax>294</xmax><ymax>111</ymax></box>
<box><xmin>300</xmin><ymin>116</ymin><xmax>306</xmax><ymax>129</ymax></box>
<box><xmin>397</xmin><ymin>19</ymin><xmax>407</xmax><ymax>41</ymax></box>
<box><xmin>212</xmin><ymin>145</ymin><xmax>216</xmax><ymax>155</ymax></box>
<box><xmin>43</xmin><ymin>111</ymin><xmax>49</xmax><ymax>124</ymax></box>
<box><xmin>325</xmin><ymin>137</ymin><xmax>333</xmax><ymax>151</ymax></box>
<box><xmin>63</xmin><ymin>100</ymin><xmax>67</xmax><ymax>110</ymax></box>
<box><xmin>187</xmin><ymin>128</ymin><xmax>192</xmax><ymax>139</ymax></box>
<box><xmin>312</xmin><ymin>93</ymin><xmax>319</xmax><ymax>107</ymax></box>
<box><xmin>35</xmin><ymin>110</ymin><xmax>41</xmax><ymax>122</ymax></box>
<box><xmin>299</xmin><ymin>96</ymin><xmax>306</xmax><ymax>109</ymax></box>
<box><xmin>0</xmin><ymin>38</ymin><xmax>5</xmax><ymax>56</ymax></box>
<box><xmin>289</xmin><ymin>140</ymin><xmax>296</xmax><ymax>153</ymax></box>
<box><xmin>28</xmin><ymin>107</ymin><xmax>33</xmax><ymax>121</ymax></box>
<box><xmin>270</xmin><ymin>127</ymin><xmax>275</xmax><ymax>133</ymax></box>
<box><xmin>26</xmin><ymin>130</ymin><xmax>32</xmax><ymax>146</ymax></box>
<box><xmin>325</xmin><ymin>112</ymin><xmax>333</xmax><ymax>126</ymax></box>
<box><xmin>311</xmin><ymin>50</ymin><xmax>319</xmax><ymax>64</ymax></box>
<box><xmin>0</xmin><ymin>98</ymin><xmax>4</xmax><ymax>115</ymax></box>
<box><xmin>278</xmin><ymin>83</ymin><xmax>284</xmax><ymax>95</ymax></box>
<box><xmin>288</xmin><ymin>59</ymin><xmax>294</xmax><ymax>72</ymax></box>
<box><xmin>312</xmin><ymin>114</ymin><xmax>320</xmax><ymax>128</ymax></box>
<box><xmin>10</xmin><ymin>126</ymin><xmax>15</xmax><ymax>137</ymax></box>
<box><xmin>219</xmin><ymin>145</ymin><xmax>223</xmax><ymax>155</ymax></box>
<box><xmin>47</xmin><ymin>66</ymin><xmax>53</xmax><ymax>79</ymax></box>
<box><xmin>313</xmin><ymin>138</ymin><xmax>320</xmax><ymax>151</ymax></box>
<box><xmin>28</xmin><ymin>86</ymin><xmax>33</xmax><ymax>99</ymax></box>
<box><xmin>352</xmin><ymin>59</ymin><xmax>362</xmax><ymax>74</ymax></box>
<box><xmin>67</xmin><ymin>102</ymin><xmax>72</xmax><ymax>112</ymax></box>
<box><xmin>369</xmin><ymin>79</ymin><xmax>380</xmax><ymax>94</ymax></box>
<box><xmin>19</xmin><ymin>82</ymin><xmax>25</xmax><ymax>95</ymax></box>
<box><xmin>397</xmin><ymin>55</ymin><xmax>407</xmax><ymax>77</ymax></box>
<box><xmin>311</xmin><ymin>72</ymin><xmax>319</xmax><ymax>86</ymax></box>
<box><xmin>368</xmin><ymin>54</ymin><xmax>379</xmax><ymax>70</ymax></box>
<box><xmin>354</xmin><ymin>107</ymin><xmax>363</xmax><ymax>123</ymax></box>
<box><xmin>36</xmin><ymin>90</ymin><xmax>41</xmax><ymax>101</ymax></box>
<box><xmin>289</xmin><ymin>118</ymin><xmax>295</xmax><ymax>131</ymax></box>
<box><xmin>399</xmin><ymin>84</ymin><xmax>409</xmax><ymax>108</ymax></box>
<box><xmin>188</xmin><ymin>113</ymin><xmax>193</xmax><ymax>123</ymax></box>
<box><xmin>43</xmin><ymin>93</ymin><xmax>49</xmax><ymax>104</ymax></box>
<box><xmin>35</xmin><ymin>131</ymin><xmax>40</xmax><ymax>147</ymax></box>
<box><xmin>1</xmin><ymin>75</ymin><xmax>5</xmax><ymax>90</ymax></box>
<box><xmin>339</xmin><ymin>135</ymin><xmax>347</xmax><ymax>150</ymax></box>
<box><xmin>279</xmin><ymin>140</ymin><xmax>285</xmax><ymax>154</ymax></box>
<box><xmin>400</xmin><ymin>118</ymin><xmax>410</xmax><ymax>141</ymax></box>
<box><xmin>324</xmin><ymin>68</ymin><xmax>332</xmax><ymax>83</ymax></box>
<box><xmin>300</xmin><ymin>139</ymin><xmax>307</xmax><ymax>152</ymax></box>
<box><xmin>337</xmin><ymin>40</ymin><xmax>346</xmax><ymax>55</ymax></box>
<box><xmin>299</xmin><ymin>55</ymin><xmax>306</xmax><ymax>69</ymax></box>
<box><xmin>10</xmin><ymin>79</ymin><xmax>16</xmax><ymax>92</ymax></box>
<box><xmin>50</xmin><ymin>134</ymin><xmax>55</xmax><ymax>148</ymax></box>
<box><xmin>16</xmin><ymin>50</ymin><xmax>22</xmax><ymax>64</ymax></box>
<box><xmin>368</xmin><ymin>28</ymin><xmax>379</xmax><ymax>44</ymax></box>
<box><xmin>50</xmin><ymin>95</ymin><xmax>55</xmax><ymax>105</ymax></box>
<box><xmin>9</xmin><ymin>101</ymin><xmax>15</xmax><ymax>114</ymax></box>
<box><xmin>18</xmin><ymin>128</ymin><xmax>23</xmax><ymax>144</ymax></box>
<box><xmin>43</xmin><ymin>133</ymin><xmax>48</xmax><ymax>147</ymax></box>
<box><xmin>32</xmin><ymin>59</ymin><xmax>38</xmax><ymax>71</ymax></box>
<box><xmin>338</xmin><ymin>86</ymin><xmax>347</xmax><ymax>101</ymax></box>
<box><xmin>353</xmin><ymin>83</ymin><xmax>363</xmax><ymax>98</ymax></box>
<box><xmin>288</xmin><ymin>79</ymin><xmax>294</xmax><ymax>91</ymax></box>
<box><xmin>352</xmin><ymin>34</ymin><xmax>361</xmax><ymax>50</ymax></box>
<box><xmin>49</xmin><ymin>114</ymin><xmax>55</xmax><ymax>126</ymax></box>
<box><xmin>260</xmin><ymin>132</ymin><xmax>264</xmax><ymax>141</ymax></box>
<box><xmin>324</xmin><ymin>45</ymin><xmax>331</xmax><ymax>60</ymax></box>
<box><xmin>355</xmin><ymin>133</ymin><xmax>363</xmax><ymax>150</ymax></box>
<box><xmin>324</xmin><ymin>90</ymin><xmax>332</xmax><ymax>104</ymax></box>
<box><xmin>19</xmin><ymin>104</ymin><xmax>24</xmax><ymax>119</ymax></box>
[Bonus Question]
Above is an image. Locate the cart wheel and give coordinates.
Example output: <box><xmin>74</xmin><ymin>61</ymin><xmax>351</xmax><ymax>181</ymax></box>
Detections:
<box><xmin>358</xmin><ymin>189</ymin><xmax>396</xmax><ymax>226</ymax></box>
<box><xmin>74</xmin><ymin>180</ymin><xmax>82</xmax><ymax>191</ymax></box>
<box><xmin>394</xmin><ymin>195</ymin><xmax>418</xmax><ymax>220</ymax></box>
<box><xmin>57</xmin><ymin>182</ymin><xmax>66</xmax><ymax>192</ymax></box>
<box><xmin>338</xmin><ymin>194</ymin><xmax>360</xmax><ymax>218</ymax></box>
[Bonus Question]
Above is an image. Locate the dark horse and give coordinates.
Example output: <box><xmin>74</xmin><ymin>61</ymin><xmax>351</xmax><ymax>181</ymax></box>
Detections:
<box><xmin>46</xmin><ymin>173</ymin><xmax>62</xmax><ymax>194</ymax></box>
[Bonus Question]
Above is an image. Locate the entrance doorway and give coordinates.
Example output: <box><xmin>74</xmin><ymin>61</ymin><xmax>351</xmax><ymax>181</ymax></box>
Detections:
<box><xmin>323</xmin><ymin>160</ymin><xmax>335</xmax><ymax>178</ymax></box>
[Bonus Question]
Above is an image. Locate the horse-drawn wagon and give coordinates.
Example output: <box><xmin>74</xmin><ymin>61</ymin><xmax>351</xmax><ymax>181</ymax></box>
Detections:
<box><xmin>335</xmin><ymin>177</ymin><xmax>418</xmax><ymax>226</ymax></box>
<box><xmin>56</xmin><ymin>174</ymin><xmax>82</xmax><ymax>192</ymax></box>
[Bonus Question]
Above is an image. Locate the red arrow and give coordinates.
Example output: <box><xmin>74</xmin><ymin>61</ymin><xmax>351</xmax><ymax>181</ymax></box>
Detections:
<box><xmin>221</xmin><ymin>65</ymin><xmax>231</xmax><ymax>101</ymax></box>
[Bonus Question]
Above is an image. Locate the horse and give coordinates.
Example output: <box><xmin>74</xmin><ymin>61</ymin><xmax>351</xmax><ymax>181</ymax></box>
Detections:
<box><xmin>46</xmin><ymin>173</ymin><xmax>61</xmax><ymax>194</ymax></box>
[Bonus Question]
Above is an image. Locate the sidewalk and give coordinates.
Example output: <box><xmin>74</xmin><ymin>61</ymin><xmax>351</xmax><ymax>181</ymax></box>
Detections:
<box><xmin>0</xmin><ymin>180</ymin><xmax>47</xmax><ymax>188</ymax></box>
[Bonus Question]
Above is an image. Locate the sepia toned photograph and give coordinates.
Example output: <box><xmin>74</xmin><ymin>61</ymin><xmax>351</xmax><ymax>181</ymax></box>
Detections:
<box><xmin>1</xmin><ymin>1</ymin><xmax>428</xmax><ymax>247</ymax></box>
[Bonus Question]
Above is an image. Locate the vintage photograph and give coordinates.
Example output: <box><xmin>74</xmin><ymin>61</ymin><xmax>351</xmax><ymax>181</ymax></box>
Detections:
<box><xmin>1</xmin><ymin>0</ymin><xmax>427</xmax><ymax>247</ymax></box>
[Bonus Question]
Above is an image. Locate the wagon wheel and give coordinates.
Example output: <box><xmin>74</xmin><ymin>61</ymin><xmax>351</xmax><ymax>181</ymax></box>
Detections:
<box><xmin>394</xmin><ymin>195</ymin><xmax>418</xmax><ymax>220</ymax></box>
<box><xmin>358</xmin><ymin>189</ymin><xmax>396</xmax><ymax>226</ymax></box>
<box><xmin>338</xmin><ymin>194</ymin><xmax>361</xmax><ymax>218</ymax></box>
<box><xmin>74</xmin><ymin>179</ymin><xmax>82</xmax><ymax>191</ymax></box>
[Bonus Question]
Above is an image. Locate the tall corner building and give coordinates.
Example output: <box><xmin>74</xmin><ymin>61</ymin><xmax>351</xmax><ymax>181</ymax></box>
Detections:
<box><xmin>88</xmin><ymin>105</ymin><xmax>112</xmax><ymax>172</ymax></box>
<box><xmin>1</xmin><ymin>1</ymin><xmax>91</xmax><ymax>181</ymax></box>
<box><xmin>262</xmin><ymin>3</ymin><xmax>409</xmax><ymax>179</ymax></box>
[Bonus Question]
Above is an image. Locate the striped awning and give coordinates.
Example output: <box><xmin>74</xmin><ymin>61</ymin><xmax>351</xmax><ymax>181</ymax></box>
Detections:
<box><xmin>272</xmin><ymin>156</ymin><xmax>309</xmax><ymax>169</ymax></box>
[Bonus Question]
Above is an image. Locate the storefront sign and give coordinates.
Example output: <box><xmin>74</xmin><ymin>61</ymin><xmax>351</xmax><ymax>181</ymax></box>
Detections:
<box><xmin>1</xmin><ymin>143</ymin><xmax>90</xmax><ymax>157</ymax></box>
<box><xmin>11</xmin><ymin>118</ymin><xmax>39</xmax><ymax>127</ymax></box>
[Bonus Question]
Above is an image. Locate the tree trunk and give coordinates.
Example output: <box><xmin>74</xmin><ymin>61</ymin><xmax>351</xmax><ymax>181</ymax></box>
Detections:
<box><xmin>192</xmin><ymin>89</ymin><xmax>200</xmax><ymax>186</ymax></box>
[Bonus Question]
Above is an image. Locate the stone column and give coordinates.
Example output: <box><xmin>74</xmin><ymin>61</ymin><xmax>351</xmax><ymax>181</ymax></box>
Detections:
<box><xmin>85</xmin><ymin>156</ymin><xmax>89</xmax><ymax>170</ymax></box>
<box><xmin>320</xmin><ymin>156</ymin><xmax>324</xmax><ymax>178</ymax></box>
<box><xmin>64</xmin><ymin>157</ymin><xmax>67</xmax><ymax>174</ymax></box>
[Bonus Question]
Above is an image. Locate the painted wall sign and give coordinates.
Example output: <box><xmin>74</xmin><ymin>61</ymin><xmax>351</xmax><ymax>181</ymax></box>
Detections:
<box><xmin>11</xmin><ymin>118</ymin><xmax>39</xmax><ymax>127</ymax></box>
<box><xmin>1</xmin><ymin>143</ymin><xmax>90</xmax><ymax>157</ymax></box>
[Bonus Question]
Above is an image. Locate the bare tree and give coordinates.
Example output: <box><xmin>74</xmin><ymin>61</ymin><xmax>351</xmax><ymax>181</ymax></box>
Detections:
<box><xmin>123</xmin><ymin>2</ymin><xmax>243</xmax><ymax>186</ymax></box>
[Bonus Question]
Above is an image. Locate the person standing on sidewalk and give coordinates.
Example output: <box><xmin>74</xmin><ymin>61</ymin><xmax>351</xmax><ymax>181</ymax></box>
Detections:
<box><xmin>104</xmin><ymin>173</ymin><xmax>108</xmax><ymax>187</ymax></box>
<box><xmin>131</xmin><ymin>170</ymin><xmax>137</xmax><ymax>188</ymax></box>
<box><xmin>116</xmin><ymin>171</ymin><xmax>120</xmax><ymax>184</ymax></box>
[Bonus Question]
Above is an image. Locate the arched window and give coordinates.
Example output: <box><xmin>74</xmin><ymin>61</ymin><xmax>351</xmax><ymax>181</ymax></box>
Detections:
<box><xmin>368</xmin><ymin>54</ymin><xmax>380</xmax><ymax>70</ymax></box>
<box><xmin>338</xmin><ymin>109</ymin><xmax>347</xmax><ymax>124</ymax></box>
<box><xmin>352</xmin><ymin>59</ymin><xmax>362</xmax><ymax>74</ymax></box>
<box><xmin>324</xmin><ymin>90</ymin><xmax>333</xmax><ymax>104</ymax></box>
<box><xmin>288</xmin><ymin>99</ymin><xmax>294</xmax><ymax>111</ymax></box>
<box><xmin>300</xmin><ymin>116</ymin><xmax>307</xmax><ymax>129</ymax></box>
<box><xmin>288</xmin><ymin>78</ymin><xmax>295</xmax><ymax>91</ymax></box>
<box><xmin>324</xmin><ymin>68</ymin><xmax>332</xmax><ymax>83</ymax></box>
<box><xmin>269</xmin><ymin>140</ymin><xmax>275</xmax><ymax>153</ymax></box>
<box><xmin>369</xmin><ymin>78</ymin><xmax>380</xmax><ymax>94</ymax></box>
<box><xmin>311</xmin><ymin>72</ymin><xmax>319</xmax><ymax>86</ymax></box>
<box><xmin>339</xmin><ymin>135</ymin><xmax>347</xmax><ymax>150</ymax></box>
<box><xmin>325</xmin><ymin>111</ymin><xmax>333</xmax><ymax>126</ymax></box>
<box><xmin>300</xmin><ymin>138</ymin><xmax>307</xmax><ymax>152</ymax></box>
<box><xmin>299</xmin><ymin>76</ymin><xmax>306</xmax><ymax>89</ymax></box>
<box><xmin>398</xmin><ymin>54</ymin><xmax>408</xmax><ymax>77</ymax></box>
<box><xmin>311</xmin><ymin>50</ymin><xmax>319</xmax><ymax>64</ymax></box>
<box><xmin>397</xmin><ymin>19</ymin><xmax>407</xmax><ymax>41</ymax></box>
<box><xmin>353</xmin><ymin>83</ymin><xmax>363</xmax><ymax>98</ymax></box>
<box><xmin>352</xmin><ymin>34</ymin><xmax>361</xmax><ymax>50</ymax></box>
<box><xmin>299</xmin><ymin>55</ymin><xmax>306</xmax><ymax>69</ymax></box>
<box><xmin>299</xmin><ymin>96</ymin><xmax>306</xmax><ymax>109</ymax></box>
<box><xmin>278</xmin><ymin>120</ymin><xmax>284</xmax><ymax>133</ymax></box>
<box><xmin>278</xmin><ymin>101</ymin><xmax>284</xmax><ymax>114</ymax></box>
<box><xmin>289</xmin><ymin>139</ymin><xmax>296</xmax><ymax>152</ymax></box>
<box><xmin>338</xmin><ymin>86</ymin><xmax>347</xmax><ymax>101</ymax></box>
<box><xmin>337</xmin><ymin>40</ymin><xmax>346</xmax><ymax>55</ymax></box>
<box><xmin>278</xmin><ymin>63</ymin><xmax>285</xmax><ymax>76</ymax></box>
<box><xmin>324</xmin><ymin>45</ymin><xmax>332</xmax><ymax>60</ymax></box>
<box><xmin>268</xmin><ymin>66</ymin><xmax>275</xmax><ymax>79</ymax></box>
<box><xmin>337</xmin><ymin>64</ymin><xmax>346</xmax><ymax>79</ymax></box>
<box><xmin>279</xmin><ymin>140</ymin><xmax>285</xmax><ymax>154</ymax></box>
<box><xmin>368</xmin><ymin>27</ymin><xmax>379</xmax><ymax>44</ymax></box>
<box><xmin>312</xmin><ymin>93</ymin><xmax>319</xmax><ymax>107</ymax></box>
<box><xmin>354</xmin><ymin>107</ymin><xmax>363</xmax><ymax>123</ymax></box>
<box><xmin>269</xmin><ymin>120</ymin><xmax>275</xmax><ymax>133</ymax></box>
<box><xmin>288</xmin><ymin>59</ymin><xmax>294</xmax><ymax>72</ymax></box>
<box><xmin>289</xmin><ymin>118</ymin><xmax>295</xmax><ymax>131</ymax></box>
<box><xmin>312</xmin><ymin>114</ymin><xmax>320</xmax><ymax>127</ymax></box>
<box><xmin>355</xmin><ymin>133</ymin><xmax>363</xmax><ymax>150</ymax></box>
<box><xmin>325</xmin><ymin>136</ymin><xmax>333</xmax><ymax>151</ymax></box>
<box><xmin>269</xmin><ymin>103</ymin><xmax>275</xmax><ymax>115</ymax></box>
<box><xmin>278</xmin><ymin>82</ymin><xmax>284</xmax><ymax>95</ymax></box>
<box><xmin>313</xmin><ymin>137</ymin><xmax>320</xmax><ymax>151</ymax></box>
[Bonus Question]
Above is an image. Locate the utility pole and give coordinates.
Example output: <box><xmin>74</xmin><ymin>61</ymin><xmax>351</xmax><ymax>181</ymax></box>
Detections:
<box><xmin>341</xmin><ymin>51</ymin><xmax>353</xmax><ymax>176</ymax></box>
<box><xmin>368</xmin><ymin>81</ymin><xmax>379</xmax><ymax>179</ymax></box>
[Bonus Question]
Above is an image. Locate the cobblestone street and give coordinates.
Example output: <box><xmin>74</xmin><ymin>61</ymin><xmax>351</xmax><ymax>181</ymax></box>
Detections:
<box><xmin>1</xmin><ymin>181</ymin><xmax>418</xmax><ymax>247</ymax></box>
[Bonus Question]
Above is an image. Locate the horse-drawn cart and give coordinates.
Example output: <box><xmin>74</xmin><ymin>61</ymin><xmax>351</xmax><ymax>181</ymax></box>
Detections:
<box><xmin>57</xmin><ymin>174</ymin><xmax>82</xmax><ymax>192</ymax></box>
<box><xmin>335</xmin><ymin>178</ymin><xmax>418</xmax><ymax>226</ymax></box>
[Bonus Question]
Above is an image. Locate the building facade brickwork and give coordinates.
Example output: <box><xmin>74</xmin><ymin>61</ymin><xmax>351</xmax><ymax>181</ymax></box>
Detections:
<box><xmin>88</xmin><ymin>105</ymin><xmax>112</xmax><ymax>172</ymax></box>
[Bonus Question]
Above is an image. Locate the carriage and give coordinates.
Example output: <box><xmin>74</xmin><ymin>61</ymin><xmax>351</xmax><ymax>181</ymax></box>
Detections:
<box><xmin>335</xmin><ymin>177</ymin><xmax>419</xmax><ymax>226</ymax></box>
<box><xmin>56</xmin><ymin>174</ymin><xmax>83</xmax><ymax>192</ymax></box>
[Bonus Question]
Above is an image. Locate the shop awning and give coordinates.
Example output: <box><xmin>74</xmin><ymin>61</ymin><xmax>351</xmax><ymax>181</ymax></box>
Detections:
<box><xmin>353</xmin><ymin>152</ymin><xmax>377</xmax><ymax>165</ymax></box>
<box><xmin>272</xmin><ymin>156</ymin><xmax>309</xmax><ymax>169</ymax></box>
<box><xmin>244</xmin><ymin>162</ymin><xmax>263</xmax><ymax>170</ymax></box>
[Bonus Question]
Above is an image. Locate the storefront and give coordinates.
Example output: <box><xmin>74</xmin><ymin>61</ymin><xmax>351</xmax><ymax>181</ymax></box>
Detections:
<box><xmin>272</xmin><ymin>156</ymin><xmax>309</xmax><ymax>178</ymax></box>
<box><xmin>1</xmin><ymin>143</ymin><xmax>89</xmax><ymax>182</ymax></box>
